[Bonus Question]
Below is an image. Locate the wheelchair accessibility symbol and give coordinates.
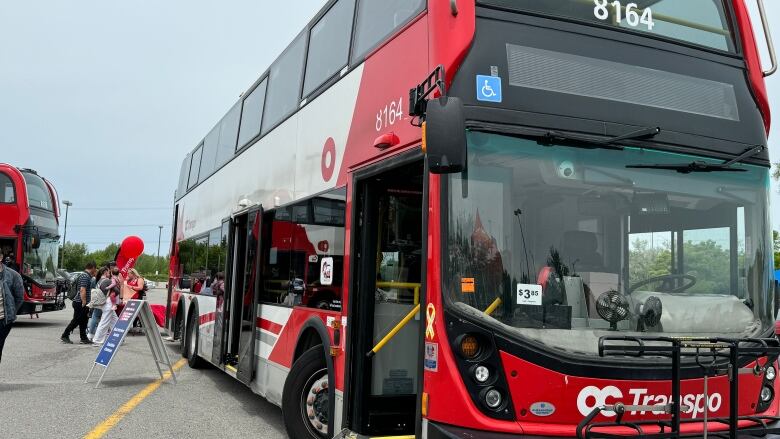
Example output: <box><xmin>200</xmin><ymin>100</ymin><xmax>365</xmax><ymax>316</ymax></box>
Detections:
<box><xmin>476</xmin><ymin>75</ymin><xmax>502</xmax><ymax>103</ymax></box>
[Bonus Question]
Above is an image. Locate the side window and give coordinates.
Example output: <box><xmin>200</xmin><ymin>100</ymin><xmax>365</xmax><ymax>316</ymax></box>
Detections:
<box><xmin>178</xmin><ymin>239</ymin><xmax>195</xmax><ymax>290</ymax></box>
<box><xmin>237</xmin><ymin>78</ymin><xmax>268</xmax><ymax>149</ymax></box>
<box><xmin>203</xmin><ymin>228</ymin><xmax>223</xmax><ymax>294</ymax></box>
<box><xmin>261</xmin><ymin>32</ymin><xmax>307</xmax><ymax>133</ymax></box>
<box><xmin>261</xmin><ymin>207</ymin><xmax>293</xmax><ymax>304</ymax></box>
<box><xmin>221</xmin><ymin>221</ymin><xmax>230</xmax><ymax>275</ymax></box>
<box><xmin>187</xmin><ymin>146</ymin><xmax>203</xmax><ymax>190</ymax></box>
<box><xmin>191</xmin><ymin>237</ymin><xmax>208</xmax><ymax>294</ymax></box>
<box><xmin>216</xmin><ymin>102</ymin><xmax>242</xmax><ymax>167</ymax></box>
<box><xmin>352</xmin><ymin>0</ymin><xmax>424</xmax><ymax>61</ymax></box>
<box><xmin>200</xmin><ymin>126</ymin><xmax>220</xmax><ymax>181</ymax></box>
<box><xmin>177</xmin><ymin>154</ymin><xmax>191</xmax><ymax>198</ymax></box>
<box><xmin>0</xmin><ymin>172</ymin><xmax>15</xmax><ymax>203</ymax></box>
<box><xmin>259</xmin><ymin>189</ymin><xmax>347</xmax><ymax>309</ymax></box>
<box><xmin>303</xmin><ymin>0</ymin><xmax>356</xmax><ymax>97</ymax></box>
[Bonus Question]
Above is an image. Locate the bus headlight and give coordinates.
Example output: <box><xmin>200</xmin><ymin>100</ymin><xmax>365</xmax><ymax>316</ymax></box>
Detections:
<box><xmin>485</xmin><ymin>388</ymin><xmax>502</xmax><ymax>409</ymax></box>
<box><xmin>766</xmin><ymin>366</ymin><xmax>776</xmax><ymax>381</ymax></box>
<box><xmin>460</xmin><ymin>335</ymin><xmax>480</xmax><ymax>359</ymax></box>
<box><xmin>474</xmin><ymin>365</ymin><xmax>490</xmax><ymax>383</ymax></box>
<box><xmin>761</xmin><ymin>385</ymin><xmax>774</xmax><ymax>402</ymax></box>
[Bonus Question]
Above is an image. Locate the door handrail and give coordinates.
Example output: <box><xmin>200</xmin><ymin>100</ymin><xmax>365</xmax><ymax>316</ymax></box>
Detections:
<box><xmin>757</xmin><ymin>0</ymin><xmax>777</xmax><ymax>77</ymax></box>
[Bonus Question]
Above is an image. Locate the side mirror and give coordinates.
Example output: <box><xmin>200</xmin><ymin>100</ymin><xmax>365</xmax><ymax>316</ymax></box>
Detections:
<box><xmin>31</xmin><ymin>233</ymin><xmax>41</xmax><ymax>249</ymax></box>
<box><xmin>424</xmin><ymin>96</ymin><xmax>467</xmax><ymax>174</ymax></box>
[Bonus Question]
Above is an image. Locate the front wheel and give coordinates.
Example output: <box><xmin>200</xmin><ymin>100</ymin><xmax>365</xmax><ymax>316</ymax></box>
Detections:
<box><xmin>282</xmin><ymin>346</ymin><xmax>328</xmax><ymax>438</ymax></box>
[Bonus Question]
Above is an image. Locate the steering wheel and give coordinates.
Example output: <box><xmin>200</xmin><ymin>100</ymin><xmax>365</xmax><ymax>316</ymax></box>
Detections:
<box><xmin>628</xmin><ymin>273</ymin><xmax>697</xmax><ymax>294</ymax></box>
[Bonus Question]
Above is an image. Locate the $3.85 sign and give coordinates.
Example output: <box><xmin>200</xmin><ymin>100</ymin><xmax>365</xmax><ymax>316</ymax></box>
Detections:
<box><xmin>594</xmin><ymin>0</ymin><xmax>654</xmax><ymax>31</ymax></box>
<box><xmin>517</xmin><ymin>283</ymin><xmax>542</xmax><ymax>306</ymax></box>
<box><xmin>376</xmin><ymin>97</ymin><xmax>404</xmax><ymax>132</ymax></box>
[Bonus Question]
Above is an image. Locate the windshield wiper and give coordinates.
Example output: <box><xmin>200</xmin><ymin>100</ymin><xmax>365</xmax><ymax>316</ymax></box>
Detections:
<box><xmin>538</xmin><ymin>126</ymin><xmax>661</xmax><ymax>151</ymax></box>
<box><xmin>625</xmin><ymin>145</ymin><xmax>764</xmax><ymax>174</ymax></box>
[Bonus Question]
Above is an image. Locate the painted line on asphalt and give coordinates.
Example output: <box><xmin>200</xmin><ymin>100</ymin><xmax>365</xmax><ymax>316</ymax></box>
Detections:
<box><xmin>83</xmin><ymin>358</ymin><xmax>187</xmax><ymax>439</ymax></box>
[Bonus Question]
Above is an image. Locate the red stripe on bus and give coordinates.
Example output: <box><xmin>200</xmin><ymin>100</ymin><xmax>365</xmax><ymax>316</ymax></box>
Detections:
<box><xmin>257</xmin><ymin>318</ymin><xmax>283</xmax><ymax>335</ymax></box>
<box><xmin>199</xmin><ymin>312</ymin><xmax>215</xmax><ymax>326</ymax></box>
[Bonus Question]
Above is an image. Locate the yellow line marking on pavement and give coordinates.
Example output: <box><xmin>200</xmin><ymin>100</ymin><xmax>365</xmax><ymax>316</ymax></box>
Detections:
<box><xmin>84</xmin><ymin>358</ymin><xmax>187</xmax><ymax>439</ymax></box>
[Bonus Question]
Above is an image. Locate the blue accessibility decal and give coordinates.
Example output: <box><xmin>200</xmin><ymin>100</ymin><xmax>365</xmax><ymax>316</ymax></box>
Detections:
<box><xmin>476</xmin><ymin>75</ymin><xmax>502</xmax><ymax>103</ymax></box>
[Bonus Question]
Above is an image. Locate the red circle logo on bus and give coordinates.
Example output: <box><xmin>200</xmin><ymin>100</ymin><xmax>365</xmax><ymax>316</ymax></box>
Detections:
<box><xmin>321</xmin><ymin>137</ymin><xmax>336</xmax><ymax>182</ymax></box>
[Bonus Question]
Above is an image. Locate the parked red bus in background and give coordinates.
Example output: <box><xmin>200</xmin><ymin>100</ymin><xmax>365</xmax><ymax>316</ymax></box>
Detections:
<box><xmin>167</xmin><ymin>1</ymin><xmax>780</xmax><ymax>438</ymax></box>
<box><xmin>0</xmin><ymin>164</ymin><xmax>64</xmax><ymax>315</ymax></box>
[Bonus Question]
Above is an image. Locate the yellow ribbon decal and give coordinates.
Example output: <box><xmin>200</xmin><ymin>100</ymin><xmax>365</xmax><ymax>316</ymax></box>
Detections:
<box><xmin>425</xmin><ymin>303</ymin><xmax>436</xmax><ymax>340</ymax></box>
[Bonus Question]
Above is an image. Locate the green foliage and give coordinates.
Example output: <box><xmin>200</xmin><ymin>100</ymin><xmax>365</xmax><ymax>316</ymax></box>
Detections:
<box><xmin>629</xmin><ymin>238</ymin><xmax>732</xmax><ymax>294</ymax></box>
<box><xmin>774</xmin><ymin>230</ymin><xmax>780</xmax><ymax>269</ymax></box>
<box><xmin>60</xmin><ymin>241</ymin><xmax>169</xmax><ymax>278</ymax></box>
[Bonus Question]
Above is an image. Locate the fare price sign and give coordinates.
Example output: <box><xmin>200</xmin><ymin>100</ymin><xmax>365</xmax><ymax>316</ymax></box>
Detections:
<box><xmin>95</xmin><ymin>300</ymin><xmax>141</xmax><ymax>366</ymax></box>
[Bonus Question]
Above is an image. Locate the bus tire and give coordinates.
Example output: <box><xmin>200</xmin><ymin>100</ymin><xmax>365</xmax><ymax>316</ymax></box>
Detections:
<box><xmin>282</xmin><ymin>345</ymin><xmax>328</xmax><ymax>439</ymax></box>
<box><xmin>185</xmin><ymin>307</ymin><xmax>205</xmax><ymax>369</ymax></box>
<box><xmin>176</xmin><ymin>304</ymin><xmax>186</xmax><ymax>357</ymax></box>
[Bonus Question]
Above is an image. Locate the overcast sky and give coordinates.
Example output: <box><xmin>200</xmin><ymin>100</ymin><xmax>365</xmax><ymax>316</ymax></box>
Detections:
<box><xmin>1</xmin><ymin>2</ymin><xmax>780</xmax><ymax>255</ymax></box>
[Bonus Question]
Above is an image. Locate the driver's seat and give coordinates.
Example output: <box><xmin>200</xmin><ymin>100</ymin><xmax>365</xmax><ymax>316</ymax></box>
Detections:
<box><xmin>561</xmin><ymin>231</ymin><xmax>605</xmax><ymax>273</ymax></box>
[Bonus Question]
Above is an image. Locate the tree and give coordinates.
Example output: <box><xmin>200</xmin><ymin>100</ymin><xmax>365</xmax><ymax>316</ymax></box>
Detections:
<box><xmin>774</xmin><ymin>230</ymin><xmax>780</xmax><ymax>269</ymax></box>
<box><xmin>62</xmin><ymin>242</ymin><xmax>88</xmax><ymax>271</ymax></box>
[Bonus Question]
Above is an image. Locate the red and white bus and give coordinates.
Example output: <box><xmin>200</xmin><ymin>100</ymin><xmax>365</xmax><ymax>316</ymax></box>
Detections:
<box><xmin>0</xmin><ymin>164</ymin><xmax>64</xmax><ymax>315</ymax></box>
<box><xmin>167</xmin><ymin>1</ymin><xmax>780</xmax><ymax>438</ymax></box>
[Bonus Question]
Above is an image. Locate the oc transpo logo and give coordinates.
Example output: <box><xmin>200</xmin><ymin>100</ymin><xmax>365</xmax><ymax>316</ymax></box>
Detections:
<box><xmin>576</xmin><ymin>386</ymin><xmax>722</xmax><ymax>418</ymax></box>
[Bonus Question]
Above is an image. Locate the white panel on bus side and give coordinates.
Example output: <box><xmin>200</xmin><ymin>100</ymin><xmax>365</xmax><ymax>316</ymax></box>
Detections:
<box><xmin>253</xmin><ymin>304</ymin><xmax>293</xmax><ymax>400</ymax></box>
<box><xmin>178</xmin><ymin>115</ymin><xmax>299</xmax><ymax>240</ymax></box>
<box><xmin>295</xmin><ymin>64</ymin><xmax>364</xmax><ymax>199</ymax></box>
<box><xmin>196</xmin><ymin>295</ymin><xmax>217</xmax><ymax>361</ymax></box>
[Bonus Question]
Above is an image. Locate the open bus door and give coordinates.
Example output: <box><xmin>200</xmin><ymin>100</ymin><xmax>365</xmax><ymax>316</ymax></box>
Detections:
<box><xmin>223</xmin><ymin>207</ymin><xmax>262</xmax><ymax>385</ymax></box>
<box><xmin>347</xmin><ymin>157</ymin><xmax>426</xmax><ymax>437</ymax></box>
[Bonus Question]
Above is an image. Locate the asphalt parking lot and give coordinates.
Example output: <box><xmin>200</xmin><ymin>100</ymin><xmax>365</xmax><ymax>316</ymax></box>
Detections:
<box><xmin>0</xmin><ymin>289</ymin><xmax>287</xmax><ymax>439</ymax></box>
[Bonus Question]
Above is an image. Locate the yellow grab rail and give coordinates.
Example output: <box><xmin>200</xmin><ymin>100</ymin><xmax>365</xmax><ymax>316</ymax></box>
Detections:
<box><xmin>484</xmin><ymin>297</ymin><xmax>502</xmax><ymax>316</ymax></box>
<box><xmin>375</xmin><ymin>281</ymin><xmax>421</xmax><ymax>305</ymax></box>
<box><xmin>367</xmin><ymin>303</ymin><xmax>420</xmax><ymax>358</ymax></box>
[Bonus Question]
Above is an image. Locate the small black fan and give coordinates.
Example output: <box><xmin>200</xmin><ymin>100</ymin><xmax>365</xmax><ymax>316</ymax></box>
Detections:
<box><xmin>596</xmin><ymin>290</ymin><xmax>630</xmax><ymax>330</ymax></box>
<box><xmin>635</xmin><ymin>296</ymin><xmax>663</xmax><ymax>331</ymax></box>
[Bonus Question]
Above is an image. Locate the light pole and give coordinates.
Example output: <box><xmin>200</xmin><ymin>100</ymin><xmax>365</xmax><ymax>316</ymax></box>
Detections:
<box><xmin>60</xmin><ymin>200</ymin><xmax>72</xmax><ymax>269</ymax></box>
<box><xmin>156</xmin><ymin>225</ymin><xmax>163</xmax><ymax>275</ymax></box>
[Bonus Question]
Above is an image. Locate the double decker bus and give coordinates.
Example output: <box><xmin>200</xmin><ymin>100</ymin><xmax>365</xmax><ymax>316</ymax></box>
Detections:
<box><xmin>167</xmin><ymin>1</ymin><xmax>780</xmax><ymax>438</ymax></box>
<box><xmin>0</xmin><ymin>164</ymin><xmax>64</xmax><ymax>315</ymax></box>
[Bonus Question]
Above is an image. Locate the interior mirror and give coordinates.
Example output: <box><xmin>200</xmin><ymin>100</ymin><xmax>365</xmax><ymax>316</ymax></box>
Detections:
<box><xmin>424</xmin><ymin>96</ymin><xmax>467</xmax><ymax>174</ymax></box>
<box><xmin>30</xmin><ymin>233</ymin><xmax>41</xmax><ymax>249</ymax></box>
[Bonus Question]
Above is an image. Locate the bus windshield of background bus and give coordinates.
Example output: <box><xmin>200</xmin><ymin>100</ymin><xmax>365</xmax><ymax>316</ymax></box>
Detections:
<box><xmin>23</xmin><ymin>235</ymin><xmax>58</xmax><ymax>285</ymax></box>
<box><xmin>22</xmin><ymin>172</ymin><xmax>53</xmax><ymax>211</ymax></box>
<box><xmin>479</xmin><ymin>0</ymin><xmax>734</xmax><ymax>52</ymax></box>
<box><xmin>445</xmin><ymin>132</ymin><xmax>772</xmax><ymax>356</ymax></box>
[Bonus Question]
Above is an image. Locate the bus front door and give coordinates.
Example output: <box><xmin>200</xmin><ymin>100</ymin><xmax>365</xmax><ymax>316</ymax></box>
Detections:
<box><xmin>348</xmin><ymin>159</ymin><xmax>424</xmax><ymax>437</ymax></box>
<box><xmin>225</xmin><ymin>208</ymin><xmax>262</xmax><ymax>385</ymax></box>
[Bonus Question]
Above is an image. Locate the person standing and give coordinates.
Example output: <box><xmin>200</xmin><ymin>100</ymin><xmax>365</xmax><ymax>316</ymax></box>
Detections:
<box><xmin>0</xmin><ymin>248</ymin><xmax>24</xmax><ymax>364</ymax></box>
<box><xmin>61</xmin><ymin>261</ymin><xmax>96</xmax><ymax>344</ymax></box>
<box><xmin>92</xmin><ymin>268</ymin><xmax>120</xmax><ymax>346</ymax></box>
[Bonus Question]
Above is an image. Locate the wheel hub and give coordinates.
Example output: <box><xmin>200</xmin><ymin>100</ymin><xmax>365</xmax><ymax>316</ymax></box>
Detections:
<box><xmin>304</xmin><ymin>372</ymin><xmax>329</xmax><ymax>436</ymax></box>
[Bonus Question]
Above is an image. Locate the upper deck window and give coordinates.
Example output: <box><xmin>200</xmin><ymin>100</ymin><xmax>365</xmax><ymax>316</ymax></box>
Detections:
<box><xmin>262</xmin><ymin>32</ymin><xmax>307</xmax><ymax>134</ymax></box>
<box><xmin>479</xmin><ymin>0</ymin><xmax>735</xmax><ymax>52</ymax></box>
<box><xmin>0</xmin><ymin>173</ymin><xmax>15</xmax><ymax>203</ymax></box>
<box><xmin>22</xmin><ymin>173</ymin><xmax>52</xmax><ymax>210</ymax></box>
<box><xmin>303</xmin><ymin>0</ymin><xmax>356</xmax><ymax>97</ymax></box>
<box><xmin>237</xmin><ymin>78</ymin><xmax>267</xmax><ymax>149</ymax></box>
<box><xmin>352</xmin><ymin>0</ymin><xmax>425</xmax><ymax>61</ymax></box>
<box><xmin>187</xmin><ymin>146</ymin><xmax>202</xmax><ymax>190</ymax></box>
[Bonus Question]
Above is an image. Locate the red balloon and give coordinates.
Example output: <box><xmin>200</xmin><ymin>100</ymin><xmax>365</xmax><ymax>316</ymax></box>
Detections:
<box><xmin>117</xmin><ymin>236</ymin><xmax>144</xmax><ymax>275</ymax></box>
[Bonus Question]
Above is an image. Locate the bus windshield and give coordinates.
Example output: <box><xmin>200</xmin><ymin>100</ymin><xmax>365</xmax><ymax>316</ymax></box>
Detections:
<box><xmin>22</xmin><ymin>172</ymin><xmax>53</xmax><ymax>211</ymax></box>
<box><xmin>23</xmin><ymin>235</ymin><xmax>59</xmax><ymax>285</ymax></box>
<box><xmin>478</xmin><ymin>0</ymin><xmax>735</xmax><ymax>52</ymax></box>
<box><xmin>445</xmin><ymin>132</ymin><xmax>773</xmax><ymax>357</ymax></box>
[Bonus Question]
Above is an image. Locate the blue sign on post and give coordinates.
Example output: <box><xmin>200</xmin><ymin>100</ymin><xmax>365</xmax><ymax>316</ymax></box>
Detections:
<box><xmin>476</xmin><ymin>75</ymin><xmax>502</xmax><ymax>103</ymax></box>
<box><xmin>95</xmin><ymin>299</ymin><xmax>141</xmax><ymax>366</ymax></box>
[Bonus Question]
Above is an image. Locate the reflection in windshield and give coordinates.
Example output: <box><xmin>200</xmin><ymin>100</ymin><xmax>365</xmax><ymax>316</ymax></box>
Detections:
<box><xmin>23</xmin><ymin>236</ymin><xmax>59</xmax><ymax>285</ymax></box>
<box><xmin>446</xmin><ymin>132</ymin><xmax>772</xmax><ymax>356</ymax></box>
